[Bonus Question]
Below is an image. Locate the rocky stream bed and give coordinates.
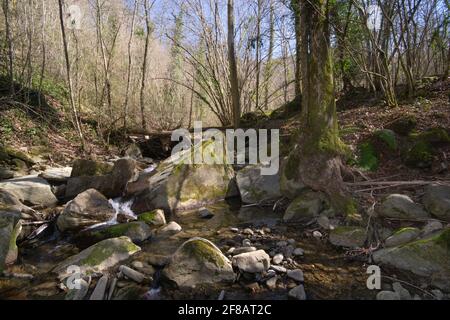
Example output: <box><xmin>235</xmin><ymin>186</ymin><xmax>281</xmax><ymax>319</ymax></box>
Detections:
<box><xmin>0</xmin><ymin>141</ymin><xmax>449</xmax><ymax>300</ymax></box>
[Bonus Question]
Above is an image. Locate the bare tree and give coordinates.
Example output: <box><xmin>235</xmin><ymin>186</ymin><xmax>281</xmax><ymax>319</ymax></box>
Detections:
<box><xmin>228</xmin><ymin>0</ymin><xmax>240</xmax><ymax>128</ymax></box>
<box><xmin>123</xmin><ymin>0</ymin><xmax>137</xmax><ymax>128</ymax></box>
<box><xmin>2</xmin><ymin>0</ymin><xmax>15</xmax><ymax>95</ymax></box>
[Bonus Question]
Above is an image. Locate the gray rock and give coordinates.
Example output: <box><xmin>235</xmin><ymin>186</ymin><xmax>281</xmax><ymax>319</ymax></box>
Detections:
<box><xmin>77</xmin><ymin>221</ymin><xmax>152</xmax><ymax>245</ymax></box>
<box><xmin>288</xmin><ymin>285</ymin><xmax>306</xmax><ymax>300</ymax></box>
<box><xmin>385</xmin><ymin>227</ymin><xmax>420</xmax><ymax>247</ymax></box>
<box><xmin>127</xmin><ymin>139</ymin><xmax>238</xmax><ymax>213</ymax></box>
<box><xmin>243</xmin><ymin>228</ymin><xmax>254</xmax><ymax>236</ymax></box>
<box><xmin>329</xmin><ymin>226</ymin><xmax>366</xmax><ymax>248</ymax></box>
<box><xmin>0</xmin><ymin>175</ymin><xmax>58</xmax><ymax>207</ymax></box>
<box><xmin>66</xmin><ymin>159</ymin><xmax>137</xmax><ymax>199</ymax></box>
<box><xmin>198</xmin><ymin>207</ymin><xmax>214</xmax><ymax>219</ymax></box>
<box><xmin>284</xmin><ymin>190</ymin><xmax>332</xmax><ymax>221</ymax></box>
<box><xmin>271</xmin><ymin>265</ymin><xmax>287</xmax><ymax>273</ymax></box>
<box><xmin>57</xmin><ymin>189</ymin><xmax>116</xmax><ymax>232</ymax></box>
<box><xmin>276</xmin><ymin>241</ymin><xmax>288</xmax><ymax>247</ymax></box>
<box><xmin>266</xmin><ymin>276</ymin><xmax>278</xmax><ymax>290</ymax></box>
<box><xmin>242</xmin><ymin>239</ymin><xmax>252</xmax><ymax>247</ymax></box>
<box><xmin>90</xmin><ymin>275</ymin><xmax>109</xmax><ymax>300</ymax></box>
<box><xmin>65</xmin><ymin>278</ymin><xmax>90</xmax><ymax>300</ymax></box>
<box><xmin>293</xmin><ymin>248</ymin><xmax>305</xmax><ymax>256</ymax></box>
<box><xmin>236</xmin><ymin>164</ymin><xmax>281</xmax><ymax>204</ymax></box>
<box><xmin>232</xmin><ymin>250</ymin><xmax>271</xmax><ymax>273</ymax></box>
<box><xmin>376</xmin><ymin>291</ymin><xmax>400</xmax><ymax>300</ymax></box>
<box><xmin>232</xmin><ymin>247</ymin><xmax>257</xmax><ymax>255</ymax></box>
<box><xmin>162</xmin><ymin>237</ymin><xmax>235</xmax><ymax>288</ymax></box>
<box><xmin>272</xmin><ymin>253</ymin><xmax>283</xmax><ymax>265</ymax></box>
<box><xmin>392</xmin><ymin>282</ymin><xmax>412</xmax><ymax>300</ymax></box>
<box><xmin>157</xmin><ymin>221</ymin><xmax>182</xmax><ymax>236</ymax></box>
<box><xmin>431</xmin><ymin>289</ymin><xmax>444</xmax><ymax>300</ymax></box>
<box><xmin>54</xmin><ymin>237</ymin><xmax>141</xmax><ymax>279</ymax></box>
<box><xmin>0</xmin><ymin>167</ymin><xmax>14</xmax><ymax>180</ymax></box>
<box><xmin>39</xmin><ymin>167</ymin><xmax>72</xmax><ymax>183</ymax></box>
<box><xmin>287</xmin><ymin>269</ymin><xmax>304</xmax><ymax>282</ymax></box>
<box><xmin>312</xmin><ymin>231</ymin><xmax>323</xmax><ymax>239</ymax></box>
<box><xmin>378</xmin><ymin>194</ymin><xmax>429</xmax><ymax>219</ymax></box>
<box><xmin>373</xmin><ymin>229</ymin><xmax>450</xmax><ymax>291</ymax></box>
<box><xmin>119</xmin><ymin>265</ymin><xmax>145</xmax><ymax>283</ymax></box>
<box><xmin>137</xmin><ymin>209</ymin><xmax>166</xmax><ymax>226</ymax></box>
<box><xmin>422</xmin><ymin>220</ymin><xmax>444</xmax><ymax>237</ymax></box>
<box><xmin>423</xmin><ymin>184</ymin><xmax>450</xmax><ymax>221</ymax></box>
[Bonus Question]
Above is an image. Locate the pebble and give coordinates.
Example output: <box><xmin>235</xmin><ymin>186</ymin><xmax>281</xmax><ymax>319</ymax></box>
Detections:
<box><xmin>198</xmin><ymin>207</ymin><xmax>214</xmax><ymax>219</ymax></box>
<box><xmin>233</xmin><ymin>246</ymin><xmax>257</xmax><ymax>255</ymax></box>
<box><xmin>242</xmin><ymin>239</ymin><xmax>252</xmax><ymax>247</ymax></box>
<box><xmin>287</xmin><ymin>269</ymin><xmax>304</xmax><ymax>282</ymax></box>
<box><xmin>159</xmin><ymin>221</ymin><xmax>182</xmax><ymax>234</ymax></box>
<box><xmin>218</xmin><ymin>290</ymin><xmax>225</xmax><ymax>300</ymax></box>
<box><xmin>422</xmin><ymin>220</ymin><xmax>443</xmax><ymax>236</ymax></box>
<box><xmin>266</xmin><ymin>276</ymin><xmax>278</xmax><ymax>290</ymax></box>
<box><xmin>230</xmin><ymin>227</ymin><xmax>239</xmax><ymax>233</ymax></box>
<box><xmin>392</xmin><ymin>282</ymin><xmax>412</xmax><ymax>300</ymax></box>
<box><xmin>293</xmin><ymin>248</ymin><xmax>304</xmax><ymax>256</ymax></box>
<box><xmin>288</xmin><ymin>285</ymin><xmax>306</xmax><ymax>300</ymax></box>
<box><xmin>271</xmin><ymin>265</ymin><xmax>287</xmax><ymax>273</ymax></box>
<box><xmin>227</xmin><ymin>247</ymin><xmax>236</xmax><ymax>254</ymax></box>
<box><xmin>276</xmin><ymin>241</ymin><xmax>288</xmax><ymax>247</ymax></box>
<box><xmin>131</xmin><ymin>261</ymin><xmax>144</xmax><ymax>269</ymax></box>
<box><xmin>312</xmin><ymin>231</ymin><xmax>323</xmax><ymax>239</ymax></box>
<box><xmin>266</xmin><ymin>270</ymin><xmax>276</xmax><ymax>278</ymax></box>
<box><xmin>283</xmin><ymin>245</ymin><xmax>295</xmax><ymax>258</ymax></box>
<box><xmin>243</xmin><ymin>228</ymin><xmax>254</xmax><ymax>236</ymax></box>
<box><xmin>376</xmin><ymin>291</ymin><xmax>400</xmax><ymax>300</ymax></box>
<box><xmin>90</xmin><ymin>275</ymin><xmax>108</xmax><ymax>300</ymax></box>
<box><xmin>272</xmin><ymin>253</ymin><xmax>284</xmax><ymax>265</ymax></box>
<box><xmin>287</xmin><ymin>239</ymin><xmax>296</xmax><ymax>245</ymax></box>
<box><xmin>119</xmin><ymin>265</ymin><xmax>145</xmax><ymax>283</ymax></box>
<box><xmin>431</xmin><ymin>289</ymin><xmax>444</xmax><ymax>300</ymax></box>
<box><xmin>262</xmin><ymin>227</ymin><xmax>271</xmax><ymax>233</ymax></box>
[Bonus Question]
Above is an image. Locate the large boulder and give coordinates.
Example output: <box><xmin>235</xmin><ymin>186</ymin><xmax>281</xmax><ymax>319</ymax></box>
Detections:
<box><xmin>235</xmin><ymin>165</ymin><xmax>281</xmax><ymax>204</ymax></box>
<box><xmin>70</xmin><ymin>159</ymin><xmax>113</xmax><ymax>178</ymax></box>
<box><xmin>283</xmin><ymin>190</ymin><xmax>332</xmax><ymax>222</ymax></box>
<box><xmin>0</xmin><ymin>175</ymin><xmax>58</xmax><ymax>207</ymax></box>
<box><xmin>373</xmin><ymin>229</ymin><xmax>450</xmax><ymax>291</ymax></box>
<box><xmin>65</xmin><ymin>159</ymin><xmax>137</xmax><ymax>199</ymax></box>
<box><xmin>53</xmin><ymin>236</ymin><xmax>141</xmax><ymax>279</ymax></box>
<box><xmin>57</xmin><ymin>189</ymin><xmax>116</xmax><ymax>232</ymax></box>
<box><xmin>329</xmin><ymin>226</ymin><xmax>367</xmax><ymax>248</ymax></box>
<box><xmin>128</xmin><ymin>141</ymin><xmax>238</xmax><ymax>214</ymax></box>
<box><xmin>378</xmin><ymin>194</ymin><xmax>429</xmax><ymax>220</ymax></box>
<box><xmin>0</xmin><ymin>216</ymin><xmax>22</xmax><ymax>272</ymax></box>
<box><xmin>231</xmin><ymin>250</ymin><xmax>271</xmax><ymax>273</ymax></box>
<box><xmin>423</xmin><ymin>184</ymin><xmax>450</xmax><ymax>222</ymax></box>
<box><xmin>162</xmin><ymin>237</ymin><xmax>235</xmax><ymax>288</ymax></box>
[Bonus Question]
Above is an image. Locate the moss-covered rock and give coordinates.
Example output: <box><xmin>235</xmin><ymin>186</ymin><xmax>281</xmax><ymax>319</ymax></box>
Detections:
<box><xmin>329</xmin><ymin>226</ymin><xmax>366</xmax><ymax>248</ymax></box>
<box><xmin>0</xmin><ymin>175</ymin><xmax>58</xmax><ymax>207</ymax></box>
<box><xmin>374</xmin><ymin>129</ymin><xmax>398</xmax><ymax>151</ymax></box>
<box><xmin>0</xmin><ymin>216</ymin><xmax>21</xmax><ymax>272</ymax></box>
<box><xmin>387</xmin><ymin>115</ymin><xmax>417</xmax><ymax>136</ymax></box>
<box><xmin>378</xmin><ymin>194</ymin><xmax>429</xmax><ymax>219</ymax></box>
<box><xmin>373</xmin><ymin>229</ymin><xmax>450</xmax><ymax>291</ymax></box>
<box><xmin>128</xmin><ymin>138</ymin><xmax>238</xmax><ymax>214</ymax></box>
<box><xmin>162</xmin><ymin>237</ymin><xmax>235</xmax><ymax>288</ymax></box>
<box><xmin>0</xmin><ymin>146</ymin><xmax>36</xmax><ymax>165</ymax></box>
<box><xmin>384</xmin><ymin>227</ymin><xmax>420</xmax><ymax>247</ymax></box>
<box><xmin>283</xmin><ymin>190</ymin><xmax>332</xmax><ymax>221</ymax></box>
<box><xmin>423</xmin><ymin>184</ymin><xmax>450</xmax><ymax>222</ymax></box>
<box><xmin>75</xmin><ymin>221</ymin><xmax>152</xmax><ymax>247</ymax></box>
<box><xmin>54</xmin><ymin>236</ymin><xmax>141</xmax><ymax>279</ymax></box>
<box><xmin>404</xmin><ymin>140</ymin><xmax>434</xmax><ymax>168</ymax></box>
<box><xmin>137</xmin><ymin>209</ymin><xmax>166</xmax><ymax>226</ymax></box>
<box><xmin>71</xmin><ymin>159</ymin><xmax>114</xmax><ymax>177</ymax></box>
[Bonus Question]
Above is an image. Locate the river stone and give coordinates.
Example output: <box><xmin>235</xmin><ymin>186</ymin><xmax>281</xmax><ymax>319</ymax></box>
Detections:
<box><xmin>288</xmin><ymin>285</ymin><xmax>306</xmax><ymax>300</ymax></box>
<box><xmin>287</xmin><ymin>269</ymin><xmax>304</xmax><ymax>282</ymax></box>
<box><xmin>376</xmin><ymin>291</ymin><xmax>401</xmax><ymax>300</ymax></box>
<box><xmin>329</xmin><ymin>226</ymin><xmax>366</xmax><ymax>248</ymax></box>
<box><xmin>137</xmin><ymin>209</ymin><xmax>166</xmax><ymax>226</ymax></box>
<box><xmin>57</xmin><ymin>189</ymin><xmax>116</xmax><ymax>232</ymax></box>
<box><xmin>232</xmin><ymin>250</ymin><xmax>271</xmax><ymax>273</ymax></box>
<box><xmin>236</xmin><ymin>164</ymin><xmax>281</xmax><ymax>204</ymax></box>
<box><xmin>162</xmin><ymin>237</ymin><xmax>235</xmax><ymax>288</ymax></box>
<box><xmin>392</xmin><ymin>282</ymin><xmax>412</xmax><ymax>300</ymax></box>
<box><xmin>90</xmin><ymin>275</ymin><xmax>109</xmax><ymax>300</ymax></box>
<box><xmin>272</xmin><ymin>253</ymin><xmax>283</xmax><ymax>265</ymax></box>
<box><xmin>232</xmin><ymin>246</ymin><xmax>257</xmax><ymax>255</ymax></box>
<box><xmin>76</xmin><ymin>221</ymin><xmax>152</xmax><ymax>246</ymax></box>
<box><xmin>54</xmin><ymin>236</ymin><xmax>141</xmax><ymax>279</ymax></box>
<box><xmin>0</xmin><ymin>175</ymin><xmax>58</xmax><ymax>207</ymax></box>
<box><xmin>0</xmin><ymin>167</ymin><xmax>14</xmax><ymax>180</ymax></box>
<box><xmin>373</xmin><ymin>229</ymin><xmax>450</xmax><ymax>291</ymax></box>
<box><xmin>71</xmin><ymin>159</ymin><xmax>113</xmax><ymax>177</ymax></box>
<box><xmin>127</xmin><ymin>139</ymin><xmax>238</xmax><ymax>214</ymax></box>
<box><xmin>384</xmin><ymin>227</ymin><xmax>420</xmax><ymax>247</ymax></box>
<box><xmin>423</xmin><ymin>184</ymin><xmax>450</xmax><ymax>221</ymax></box>
<box><xmin>65</xmin><ymin>278</ymin><xmax>90</xmax><ymax>300</ymax></box>
<box><xmin>0</xmin><ymin>216</ymin><xmax>21</xmax><ymax>272</ymax></box>
<box><xmin>422</xmin><ymin>220</ymin><xmax>444</xmax><ymax>237</ymax></box>
<box><xmin>39</xmin><ymin>167</ymin><xmax>72</xmax><ymax>183</ymax></box>
<box><xmin>378</xmin><ymin>194</ymin><xmax>429</xmax><ymax>219</ymax></box>
<box><xmin>156</xmin><ymin>221</ymin><xmax>182</xmax><ymax>236</ymax></box>
<box><xmin>65</xmin><ymin>159</ymin><xmax>137</xmax><ymax>199</ymax></box>
<box><xmin>283</xmin><ymin>190</ymin><xmax>332</xmax><ymax>221</ymax></box>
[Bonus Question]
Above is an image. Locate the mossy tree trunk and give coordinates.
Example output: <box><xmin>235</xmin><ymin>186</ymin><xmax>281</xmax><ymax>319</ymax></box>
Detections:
<box><xmin>286</xmin><ymin>0</ymin><xmax>356</xmax><ymax>218</ymax></box>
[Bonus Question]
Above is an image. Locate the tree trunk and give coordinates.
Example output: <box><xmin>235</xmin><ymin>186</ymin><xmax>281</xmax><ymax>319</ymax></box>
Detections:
<box><xmin>228</xmin><ymin>0</ymin><xmax>240</xmax><ymax>128</ymax></box>
<box><xmin>291</xmin><ymin>0</ymin><xmax>302</xmax><ymax>98</ymax></box>
<box><xmin>123</xmin><ymin>0</ymin><xmax>137</xmax><ymax>128</ymax></box>
<box><xmin>283</xmin><ymin>0</ymin><xmax>356</xmax><ymax>218</ymax></box>
<box><xmin>58</xmin><ymin>0</ymin><xmax>85</xmax><ymax>151</ymax></box>
<box><xmin>264</xmin><ymin>0</ymin><xmax>275</xmax><ymax>110</ymax></box>
<box><xmin>140</xmin><ymin>0</ymin><xmax>152</xmax><ymax>130</ymax></box>
<box><xmin>2</xmin><ymin>0</ymin><xmax>15</xmax><ymax>95</ymax></box>
<box><xmin>255</xmin><ymin>0</ymin><xmax>262</xmax><ymax>111</ymax></box>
